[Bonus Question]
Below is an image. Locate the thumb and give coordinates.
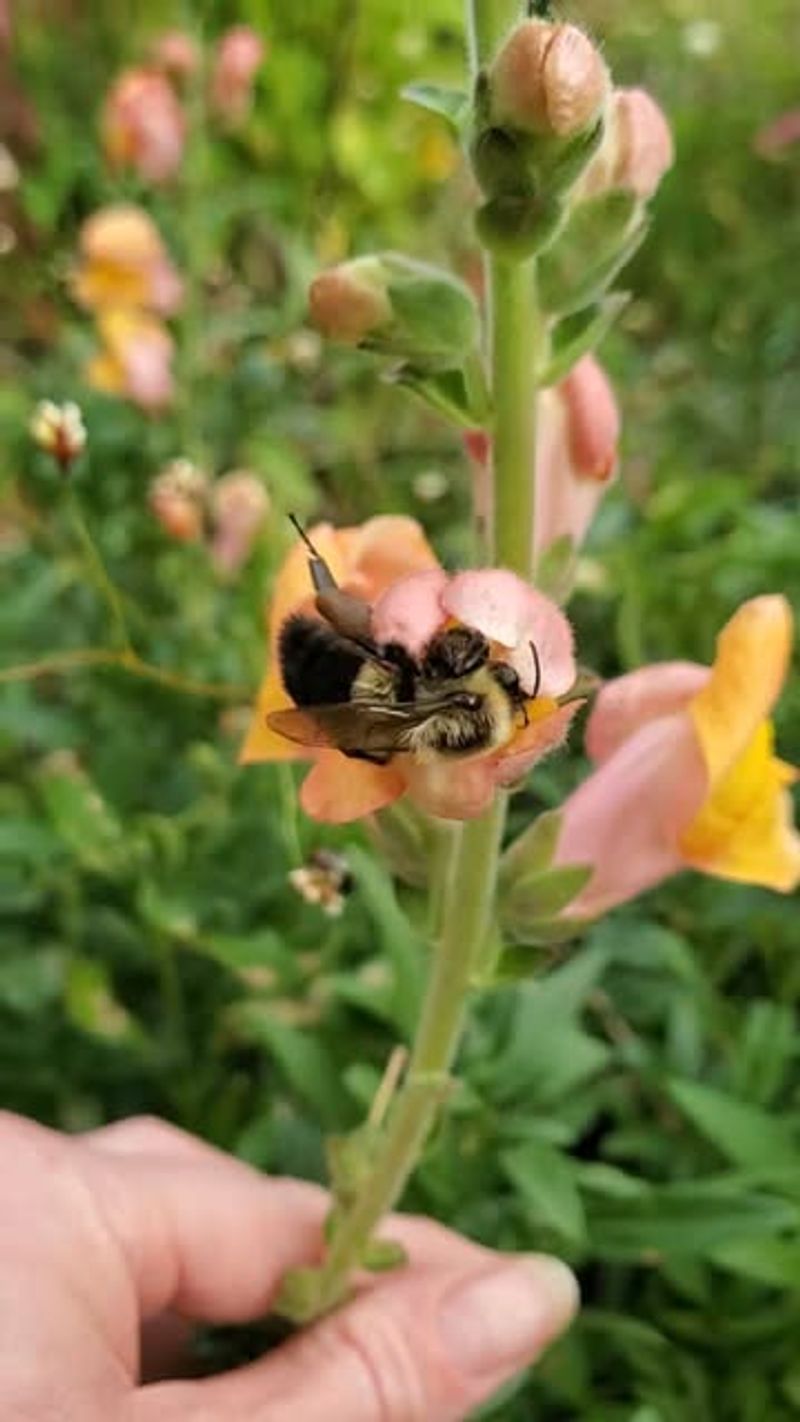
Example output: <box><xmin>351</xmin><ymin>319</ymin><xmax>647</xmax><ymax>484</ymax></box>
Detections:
<box><xmin>138</xmin><ymin>1252</ymin><xmax>578</xmax><ymax>1422</ymax></box>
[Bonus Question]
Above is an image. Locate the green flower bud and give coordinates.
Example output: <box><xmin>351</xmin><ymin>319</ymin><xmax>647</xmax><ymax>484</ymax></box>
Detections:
<box><xmin>475</xmin><ymin>192</ymin><xmax>566</xmax><ymax>260</ymax></box>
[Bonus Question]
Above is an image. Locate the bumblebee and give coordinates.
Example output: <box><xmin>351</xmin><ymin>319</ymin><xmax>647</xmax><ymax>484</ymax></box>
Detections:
<box><xmin>268</xmin><ymin>518</ymin><xmax>539</xmax><ymax>766</ymax></box>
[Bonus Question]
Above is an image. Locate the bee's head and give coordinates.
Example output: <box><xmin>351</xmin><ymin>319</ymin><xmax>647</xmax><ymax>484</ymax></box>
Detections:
<box><xmin>422</xmin><ymin>626</ymin><xmax>489</xmax><ymax>680</ymax></box>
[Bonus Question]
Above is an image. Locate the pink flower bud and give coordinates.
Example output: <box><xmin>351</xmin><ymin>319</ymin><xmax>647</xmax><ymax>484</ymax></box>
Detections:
<box><xmin>101</xmin><ymin>67</ymin><xmax>185</xmax><ymax>185</ymax></box>
<box><xmin>581</xmin><ymin>87</ymin><xmax>673</xmax><ymax>201</ymax></box>
<box><xmin>211</xmin><ymin>26</ymin><xmax>265</xmax><ymax>125</ymax></box>
<box><xmin>490</xmin><ymin>20</ymin><xmax>609</xmax><ymax>138</ymax></box>
<box><xmin>561</xmin><ymin>354</ymin><xmax>620</xmax><ymax>482</ymax></box>
<box><xmin>150</xmin><ymin>30</ymin><xmax>200</xmax><ymax>82</ymax></box>
<box><xmin>149</xmin><ymin>459</ymin><xmax>208</xmax><ymax>542</ymax></box>
<box><xmin>309</xmin><ymin>258</ymin><xmax>392</xmax><ymax>344</ymax></box>
<box><xmin>535</xmin><ymin>355</ymin><xmax>620</xmax><ymax>564</ymax></box>
<box><xmin>209</xmin><ymin>470</ymin><xmax>270</xmax><ymax>576</ymax></box>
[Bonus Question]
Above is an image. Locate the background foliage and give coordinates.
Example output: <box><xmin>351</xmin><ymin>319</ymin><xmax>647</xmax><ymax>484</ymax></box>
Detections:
<box><xmin>1</xmin><ymin>1</ymin><xmax>799</xmax><ymax>1417</ymax></box>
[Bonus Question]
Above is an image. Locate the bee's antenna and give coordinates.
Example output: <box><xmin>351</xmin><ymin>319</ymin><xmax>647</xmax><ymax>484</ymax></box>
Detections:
<box><xmin>529</xmin><ymin>640</ymin><xmax>542</xmax><ymax>700</ymax></box>
<box><xmin>288</xmin><ymin>512</ymin><xmax>337</xmax><ymax>593</ymax></box>
<box><xmin>288</xmin><ymin>512</ymin><xmax>322</xmax><ymax>559</ymax></box>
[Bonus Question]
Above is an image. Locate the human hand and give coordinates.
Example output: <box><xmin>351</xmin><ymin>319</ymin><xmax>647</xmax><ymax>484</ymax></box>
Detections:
<box><xmin>0</xmin><ymin>1112</ymin><xmax>578</xmax><ymax>1421</ymax></box>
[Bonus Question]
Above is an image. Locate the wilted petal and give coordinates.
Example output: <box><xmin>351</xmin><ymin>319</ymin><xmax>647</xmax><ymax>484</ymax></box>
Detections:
<box><xmin>300</xmin><ymin>753</ymin><xmax>404</xmax><ymax>823</ymax></box>
<box><xmin>555</xmin><ymin>712</ymin><xmax>707</xmax><ymax>916</ymax></box>
<box><xmin>586</xmin><ymin>661</ymin><xmax>709</xmax><ymax>764</ymax></box>
<box><xmin>371</xmin><ymin>569</ymin><xmax>449</xmax><ymax>656</ymax></box>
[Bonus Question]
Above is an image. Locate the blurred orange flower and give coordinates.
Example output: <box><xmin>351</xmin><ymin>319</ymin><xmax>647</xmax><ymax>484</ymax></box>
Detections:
<box><xmin>87</xmin><ymin>309</ymin><xmax>175</xmax><ymax>412</ymax></box>
<box><xmin>73</xmin><ymin>206</ymin><xmax>183</xmax><ymax>317</ymax></box>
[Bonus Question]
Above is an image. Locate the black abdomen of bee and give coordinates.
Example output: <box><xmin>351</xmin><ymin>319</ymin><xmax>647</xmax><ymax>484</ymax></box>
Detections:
<box><xmin>279</xmin><ymin>615</ymin><xmax>366</xmax><ymax>707</ymax></box>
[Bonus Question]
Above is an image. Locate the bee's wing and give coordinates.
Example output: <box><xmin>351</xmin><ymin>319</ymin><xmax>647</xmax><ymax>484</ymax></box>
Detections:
<box><xmin>267</xmin><ymin>699</ymin><xmax>450</xmax><ymax>756</ymax></box>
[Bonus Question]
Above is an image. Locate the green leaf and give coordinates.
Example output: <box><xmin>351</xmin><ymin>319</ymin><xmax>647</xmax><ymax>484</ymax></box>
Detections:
<box><xmin>37</xmin><ymin>757</ymin><xmax>125</xmax><ymax>875</ymax></box>
<box><xmin>401</xmin><ymin>82</ymin><xmax>469</xmax><ymax>130</ymax></box>
<box><xmin>478</xmin><ymin>948</ymin><xmax>611</xmax><ymax>1104</ymax></box>
<box><xmin>346</xmin><ymin>847</ymin><xmax>425</xmax><ymax>1036</ymax></box>
<box><xmin>502</xmin><ymin>864</ymin><xmax>592</xmax><ymax>929</ymax></box>
<box><xmin>65</xmin><ymin>956</ymin><xmax>142</xmax><ymax>1045</ymax></box>
<box><xmin>228</xmin><ymin>1005</ymin><xmax>348</xmax><ymax>1123</ymax></box>
<box><xmin>588</xmin><ymin>1179</ymin><xmax>798</xmax><ymax>1259</ymax></box>
<box><xmin>667</xmin><ymin>1079</ymin><xmax>799</xmax><ymax>1171</ymax></box>
<box><xmin>710</xmin><ymin>1236</ymin><xmax>800</xmax><ymax>1289</ymax></box>
<box><xmin>541</xmin><ymin>293</ymin><xmax>630</xmax><ymax>386</ymax></box>
<box><xmin>327</xmin><ymin>1126</ymin><xmax>376</xmax><ymax>1202</ymax></box>
<box><xmin>502</xmin><ymin>1138</ymin><xmax>587</xmax><ymax>1242</ymax></box>
<box><xmin>392</xmin><ymin>365</ymin><xmax>483</xmax><ymax>429</ymax></box>
<box><xmin>501</xmin><ymin>809</ymin><xmax>563</xmax><ymax>884</ymax></box>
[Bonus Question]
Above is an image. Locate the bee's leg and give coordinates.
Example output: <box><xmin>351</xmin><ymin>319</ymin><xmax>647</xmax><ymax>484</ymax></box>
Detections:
<box><xmin>381</xmin><ymin>642</ymin><xmax>419</xmax><ymax>701</ymax></box>
<box><xmin>343</xmin><ymin>749</ymin><xmax>393</xmax><ymax>766</ymax></box>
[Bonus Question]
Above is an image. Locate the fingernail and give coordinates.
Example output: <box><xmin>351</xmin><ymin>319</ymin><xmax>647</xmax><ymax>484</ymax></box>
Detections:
<box><xmin>439</xmin><ymin>1255</ymin><xmax>579</xmax><ymax>1376</ymax></box>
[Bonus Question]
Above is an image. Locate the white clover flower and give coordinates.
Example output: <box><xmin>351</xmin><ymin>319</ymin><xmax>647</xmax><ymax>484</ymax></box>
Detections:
<box><xmin>29</xmin><ymin>401</ymin><xmax>87</xmax><ymax>468</ymax></box>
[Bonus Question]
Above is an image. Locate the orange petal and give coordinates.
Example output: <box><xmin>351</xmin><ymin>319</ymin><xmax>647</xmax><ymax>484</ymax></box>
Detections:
<box><xmin>299</xmin><ymin>752</ymin><xmax>405</xmax><ymax>822</ymax></box>
<box><xmin>345</xmin><ymin>515</ymin><xmax>440</xmax><ymax>602</ymax></box>
<box><xmin>689</xmin><ymin>596</ymin><xmax>793</xmax><ymax>788</ymax></box>
<box><xmin>239</xmin><ymin>665</ymin><xmax>305</xmax><ymax>764</ymax></box>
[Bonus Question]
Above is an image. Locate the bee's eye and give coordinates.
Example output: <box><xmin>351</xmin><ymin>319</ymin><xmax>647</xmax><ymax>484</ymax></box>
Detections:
<box><xmin>460</xmin><ymin>692</ymin><xmax>482</xmax><ymax>711</ymax></box>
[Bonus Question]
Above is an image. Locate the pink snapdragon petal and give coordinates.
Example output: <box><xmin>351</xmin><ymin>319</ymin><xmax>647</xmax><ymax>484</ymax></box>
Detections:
<box><xmin>555</xmin><ymin>712</ymin><xmax>707</xmax><ymax>916</ymax></box>
<box><xmin>403</xmin><ymin>756</ymin><xmax>497</xmax><ymax>821</ymax></box>
<box><xmin>562</xmin><ymin>355</ymin><xmax>620</xmax><ymax>482</ymax></box>
<box><xmin>371</xmin><ymin>569</ymin><xmax>449</xmax><ymax>656</ymax></box>
<box><xmin>442</xmin><ymin>570</ymin><xmax>576</xmax><ymax>696</ymax></box>
<box><xmin>586</xmin><ymin>661</ymin><xmax>710</xmax><ymax>764</ymax></box>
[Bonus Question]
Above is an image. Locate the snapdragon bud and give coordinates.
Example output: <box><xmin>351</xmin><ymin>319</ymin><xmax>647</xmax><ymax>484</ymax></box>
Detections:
<box><xmin>309</xmin><ymin>257</ymin><xmax>393</xmax><ymax>345</ymax></box>
<box><xmin>580</xmin><ymin>87</ymin><xmax>673</xmax><ymax>201</ymax></box>
<box><xmin>489</xmin><ymin>19</ymin><xmax>608</xmax><ymax>140</ymax></box>
<box><xmin>310</xmin><ymin>254</ymin><xmax>479</xmax><ymax>368</ymax></box>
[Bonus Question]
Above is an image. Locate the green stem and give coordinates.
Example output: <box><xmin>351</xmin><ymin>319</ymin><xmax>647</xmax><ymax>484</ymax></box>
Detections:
<box><xmin>314</xmin><ymin>798</ymin><xmax>505</xmax><ymax>1315</ymax></box>
<box><xmin>300</xmin><ymin>0</ymin><xmax>543</xmax><ymax>1320</ymax></box>
<box><xmin>67</xmin><ymin>491</ymin><xmax>132</xmax><ymax>653</ymax></box>
<box><xmin>489</xmin><ymin>257</ymin><xmax>539</xmax><ymax>574</ymax></box>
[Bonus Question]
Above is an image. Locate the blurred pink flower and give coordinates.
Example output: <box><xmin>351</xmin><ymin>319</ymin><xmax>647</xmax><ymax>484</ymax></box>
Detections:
<box><xmin>553</xmin><ymin>596</ymin><xmax>800</xmax><ymax>916</ymax></box>
<box><xmin>101</xmin><ymin>67</ymin><xmax>186</xmax><ymax>184</ymax></box>
<box><xmin>241</xmin><ymin>520</ymin><xmax>579</xmax><ymax>823</ymax></box>
<box><xmin>87</xmin><ymin>309</ymin><xmax>175</xmax><ymax>412</ymax></box>
<box><xmin>464</xmin><ymin>355</ymin><xmax>620</xmax><ymax>565</ymax></box>
<box><xmin>150</xmin><ymin>30</ymin><xmax>200</xmax><ymax>82</ymax></box>
<box><xmin>580</xmin><ymin>87</ymin><xmax>673</xmax><ymax>201</ymax></box>
<box><xmin>149</xmin><ymin>460</ymin><xmax>208</xmax><ymax>542</ymax></box>
<box><xmin>536</xmin><ymin>354</ymin><xmax>620</xmax><ymax>561</ymax></box>
<box><xmin>73</xmin><ymin>205</ymin><xmax>183</xmax><ymax>317</ymax></box>
<box><xmin>753</xmin><ymin>109</ymin><xmax>800</xmax><ymax>159</ymax></box>
<box><xmin>209</xmin><ymin>470</ymin><xmax>270</xmax><ymax>576</ymax></box>
<box><xmin>211</xmin><ymin>26</ymin><xmax>265</xmax><ymax>125</ymax></box>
